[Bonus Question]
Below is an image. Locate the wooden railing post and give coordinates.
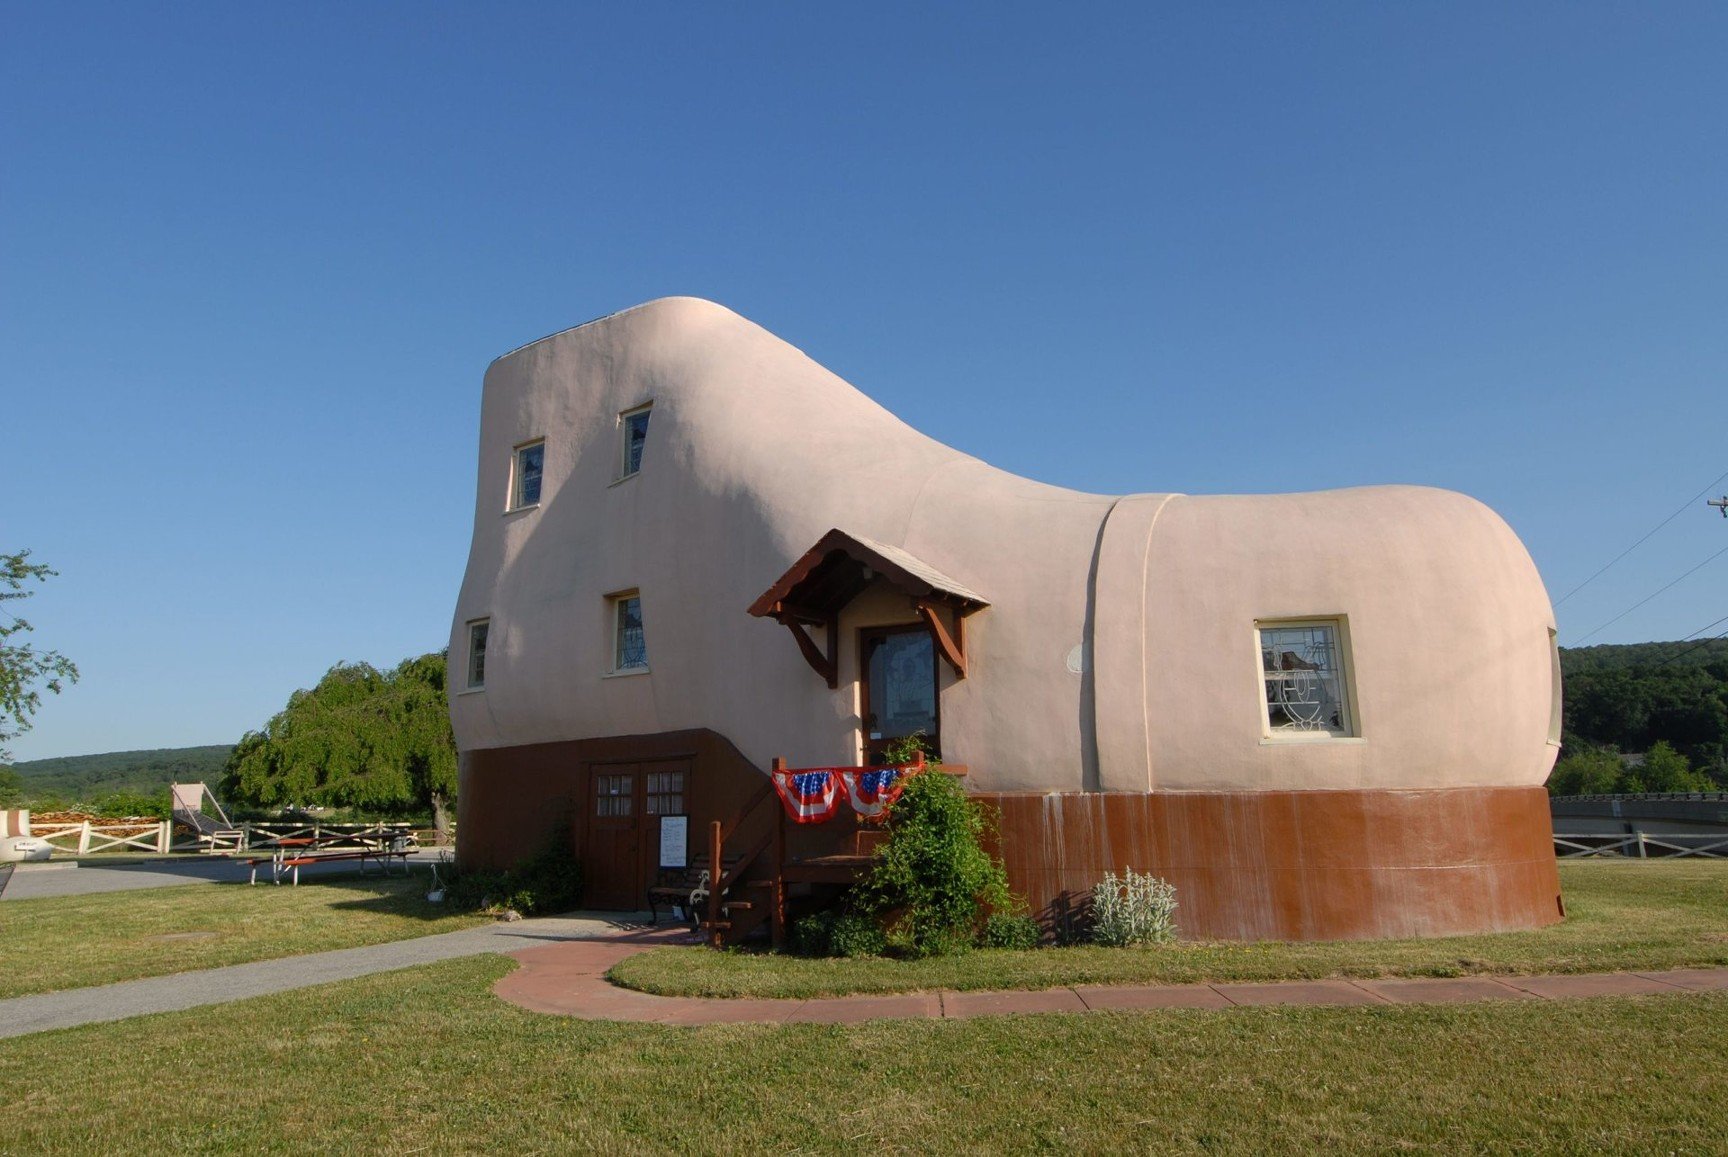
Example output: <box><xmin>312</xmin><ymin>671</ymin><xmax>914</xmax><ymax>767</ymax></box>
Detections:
<box><xmin>771</xmin><ymin>757</ymin><xmax>787</xmax><ymax>950</ymax></box>
<box><xmin>707</xmin><ymin>819</ymin><xmax>724</xmax><ymax>948</ymax></box>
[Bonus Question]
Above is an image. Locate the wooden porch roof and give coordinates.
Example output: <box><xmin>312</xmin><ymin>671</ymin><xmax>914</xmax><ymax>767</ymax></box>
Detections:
<box><xmin>747</xmin><ymin>529</ymin><xmax>990</xmax><ymax>688</ymax></box>
<box><xmin>746</xmin><ymin>529</ymin><xmax>989</xmax><ymax>623</ymax></box>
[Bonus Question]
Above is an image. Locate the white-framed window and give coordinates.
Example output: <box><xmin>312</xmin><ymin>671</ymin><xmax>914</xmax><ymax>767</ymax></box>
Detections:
<box><xmin>466</xmin><ymin>618</ymin><xmax>490</xmax><ymax>690</ymax></box>
<box><xmin>618</xmin><ymin>404</ymin><xmax>651</xmax><ymax>479</ymax></box>
<box><xmin>1257</xmin><ymin>618</ymin><xmax>1355</xmax><ymax>738</ymax></box>
<box><xmin>510</xmin><ymin>439</ymin><xmax>545</xmax><ymax>511</ymax></box>
<box><xmin>611</xmin><ymin>592</ymin><xmax>647</xmax><ymax>673</ymax></box>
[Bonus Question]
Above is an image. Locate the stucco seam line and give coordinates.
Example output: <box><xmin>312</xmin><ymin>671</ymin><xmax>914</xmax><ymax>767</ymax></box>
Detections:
<box><xmin>1135</xmin><ymin>494</ymin><xmax>1180</xmax><ymax>791</ymax></box>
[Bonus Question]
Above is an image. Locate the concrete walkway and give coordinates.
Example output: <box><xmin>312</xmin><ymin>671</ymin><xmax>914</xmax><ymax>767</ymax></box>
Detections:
<box><xmin>6</xmin><ymin>916</ymin><xmax>1726</xmax><ymax>1039</ymax></box>
<box><xmin>0</xmin><ymin>852</ymin><xmax>450</xmax><ymax>900</ymax></box>
<box><xmin>492</xmin><ymin>940</ymin><xmax>1728</xmax><ymax>1026</ymax></box>
<box><xmin>0</xmin><ymin>914</ymin><xmax>683</xmax><ymax>1039</ymax></box>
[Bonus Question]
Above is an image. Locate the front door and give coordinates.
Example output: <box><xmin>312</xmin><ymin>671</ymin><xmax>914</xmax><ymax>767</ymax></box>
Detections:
<box><xmin>860</xmin><ymin>624</ymin><xmax>939</xmax><ymax>764</ymax></box>
<box><xmin>583</xmin><ymin>758</ymin><xmax>693</xmax><ymax>910</ymax></box>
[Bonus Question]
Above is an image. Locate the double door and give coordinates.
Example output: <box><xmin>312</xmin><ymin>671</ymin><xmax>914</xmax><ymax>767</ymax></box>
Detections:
<box><xmin>582</xmin><ymin>758</ymin><xmax>689</xmax><ymax>910</ymax></box>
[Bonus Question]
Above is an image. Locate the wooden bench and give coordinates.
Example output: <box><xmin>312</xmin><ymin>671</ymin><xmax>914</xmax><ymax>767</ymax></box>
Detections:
<box><xmin>647</xmin><ymin>854</ymin><xmax>756</xmax><ymax>928</ymax></box>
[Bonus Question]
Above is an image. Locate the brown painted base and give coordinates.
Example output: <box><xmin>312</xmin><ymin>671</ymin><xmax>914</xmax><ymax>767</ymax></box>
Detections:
<box><xmin>981</xmin><ymin>787</ymin><xmax>1563</xmax><ymax>942</ymax></box>
<box><xmin>458</xmin><ymin>732</ymin><xmax>1561</xmax><ymax>942</ymax></box>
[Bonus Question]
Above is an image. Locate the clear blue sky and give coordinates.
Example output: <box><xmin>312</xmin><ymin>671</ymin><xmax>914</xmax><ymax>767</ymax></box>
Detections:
<box><xmin>4</xmin><ymin>4</ymin><xmax>1725</xmax><ymax>760</ymax></box>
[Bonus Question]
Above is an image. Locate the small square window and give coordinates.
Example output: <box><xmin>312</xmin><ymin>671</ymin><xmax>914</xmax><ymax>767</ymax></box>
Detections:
<box><xmin>612</xmin><ymin>593</ymin><xmax>647</xmax><ymax>672</ymax></box>
<box><xmin>619</xmin><ymin>405</ymin><xmax>651</xmax><ymax>478</ymax></box>
<box><xmin>511</xmin><ymin>440</ymin><xmax>545</xmax><ymax>510</ymax></box>
<box><xmin>466</xmin><ymin>619</ymin><xmax>490</xmax><ymax>690</ymax></box>
<box><xmin>1258</xmin><ymin>619</ymin><xmax>1354</xmax><ymax>738</ymax></box>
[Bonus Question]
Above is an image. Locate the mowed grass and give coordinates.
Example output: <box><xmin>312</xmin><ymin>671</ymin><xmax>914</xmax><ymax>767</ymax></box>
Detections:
<box><xmin>613</xmin><ymin>860</ymin><xmax>1728</xmax><ymax>999</ymax></box>
<box><xmin>0</xmin><ymin>873</ymin><xmax>487</xmax><ymax>998</ymax></box>
<box><xmin>1</xmin><ymin>955</ymin><xmax>1724</xmax><ymax>1154</ymax></box>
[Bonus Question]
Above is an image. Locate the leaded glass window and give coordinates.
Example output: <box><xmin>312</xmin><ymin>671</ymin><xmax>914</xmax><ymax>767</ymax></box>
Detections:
<box><xmin>512</xmin><ymin>440</ymin><xmax>544</xmax><ymax>509</ymax></box>
<box><xmin>621</xmin><ymin>406</ymin><xmax>650</xmax><ymax>477</ymax></box>
<box><xmin>1259</xmin><ymin>621</ymin><xmax>1353</xmax><ymax>737</ymax></box>
<box><xmin>466</xmin><ymin>619</ymin><xmax>489</xmax><ymax>689</ymax></box>
<box><xmin>614</xmin><ymin>594</ymin><xmax>647</xmax><ymax>671</ymax></box>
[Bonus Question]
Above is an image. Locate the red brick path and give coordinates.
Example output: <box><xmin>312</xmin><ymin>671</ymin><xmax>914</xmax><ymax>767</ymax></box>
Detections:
<box><xmin>491</xmin><ymin>930</ymin><xmax>1728</xmax><ymax>1026</ymax></box>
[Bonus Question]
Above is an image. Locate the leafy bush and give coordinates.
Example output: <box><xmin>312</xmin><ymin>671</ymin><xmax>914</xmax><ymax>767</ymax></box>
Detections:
<box><xmin>855</xmin><ymin>763</ymin><xmax>1014</xmax><ymax>958</ymax></box>
<box><xmin>445</xmin><ymin>844</ymin><xmax>583</xmax><ymax>916</ymax></box>
<box><xmin>1089</xmin><ymin>867</ymin><xmax>1178</xmax><ymax>947</ymax></box>
<box><xmin>981</xmin><ymin>912</ymin><xmax>1041</xmax><ymax>950</ymax></box>
<box><xmin>790</xmin><ymin>908</ymin><xmax>887</xmax><ymax>958</ymax></box>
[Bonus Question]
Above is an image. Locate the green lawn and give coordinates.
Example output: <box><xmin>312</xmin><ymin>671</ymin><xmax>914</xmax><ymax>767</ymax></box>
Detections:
<box><xmin>1</xmin><ymin>956</ymin><xmax>1723</xmax><ymax>1153</ymax></box>
<box><xmin>0</xmin><ymin>873</ymin><xmax>488</xmax><ymax>999</ymax></box>
<box><xmin>612</xmin><ymin>860</ymin><xmax>1728</xmax><ymax>999</ymax></box>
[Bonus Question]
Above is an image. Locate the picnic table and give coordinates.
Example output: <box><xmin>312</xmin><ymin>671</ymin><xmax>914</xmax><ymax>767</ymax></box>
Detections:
<box><xmin>242</xmin><ymin>834</ymin><xmax>415</xmax><ymax>885</ymax></box>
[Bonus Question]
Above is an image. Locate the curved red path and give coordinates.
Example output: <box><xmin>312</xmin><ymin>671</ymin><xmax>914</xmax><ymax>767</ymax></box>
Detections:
<box><xmin>492</xmin><ymin>930</ymin><xmax>1728</xmax><ymax>1026</ymax></box>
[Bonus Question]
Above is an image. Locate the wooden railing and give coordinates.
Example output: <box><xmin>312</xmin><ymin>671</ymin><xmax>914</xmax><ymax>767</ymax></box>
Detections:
<box><xmin>32</xmin><ymin>820</ymin><xmax>173</xmax><ymax>856</ymax></box>
<box><xmin>1555</xmin><ymin>832</ymin><xmax>1728</xmax><ymax>858</ymax></box>
<box><xmin>702</xmin><ymin>753</ymin><xmax>958</xmax><ymax>949</ymax></box>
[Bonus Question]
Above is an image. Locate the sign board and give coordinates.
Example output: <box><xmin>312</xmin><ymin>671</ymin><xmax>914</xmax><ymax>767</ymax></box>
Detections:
<box><xmin>659</xmin><ymin>815</ymin><xmax>689</xmax><ymax>868</ymax></box>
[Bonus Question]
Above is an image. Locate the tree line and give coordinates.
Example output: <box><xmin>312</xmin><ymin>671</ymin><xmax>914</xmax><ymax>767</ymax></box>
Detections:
<box><xmin>1553</xmin><ymin>642</ymin><xmax>1728</xmax><ymax>795</ymax></box>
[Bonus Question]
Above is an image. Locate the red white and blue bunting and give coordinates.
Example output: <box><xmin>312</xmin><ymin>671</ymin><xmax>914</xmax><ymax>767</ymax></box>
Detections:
<box><xmin>772</xmin><ymin>765</ymin><xmax>915</xmax><ymax>824</ymax></box>
<box><xmin>771</xmin><ymin>768</ymin><xmax>844</xmax><ymax>824</ymax></box>
<box><xmin>839</xmin><ymin>767</ymin><xmax>906</xmax><ymax>820</ymax></box>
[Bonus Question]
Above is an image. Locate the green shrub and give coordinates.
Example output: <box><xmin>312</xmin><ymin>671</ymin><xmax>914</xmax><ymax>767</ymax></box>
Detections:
<box><xmin>1089</xmin><ymin>867</ymin><xmax>1178</xmax><ymax>947</ymax></box>
<box><xmin>445</xmin><ymin>844</ymin><xmax>583</xmax><ymax>916</ymax></box>
<box><xmin>829</xmin><ymin>911</ymin><xmax>888</xmax><ymax>957</ymax></box>
<box><xmin>789</xmin><ymin>908</ymin><xmax>887</xmax><ymax>957</ymax></box>
<box><xmin>855</xmin><ymin>763</ymin><xmax>1014</xmax><ymax>958</ymax></box>
<box><xmin>981</xmin><ymin>912</ymin><xmax>1041</xmax><ymax>950</ymax></box>
<box><xmin>789</xmin><ymin>909</ymin><xmax>839</xmax><ymax>956</ymax></box>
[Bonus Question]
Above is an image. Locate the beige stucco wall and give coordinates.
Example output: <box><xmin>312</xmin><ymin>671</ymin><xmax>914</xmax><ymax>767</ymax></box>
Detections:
<box><xmin>451</xmin><ymin>297</ymin><xmax>1559</xmax><ymax>794</ymax></box>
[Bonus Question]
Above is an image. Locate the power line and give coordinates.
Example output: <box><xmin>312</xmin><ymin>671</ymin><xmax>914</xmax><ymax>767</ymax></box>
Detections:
<box><xmin>1553</xmin><ymin>467</ymin><xmax>1728</xmax><ymax>608</ymax></box>
<box><xmin>1568</xmin><ymin>540</ymin><xmax>1728</xmax><ymax>647</ymax></box>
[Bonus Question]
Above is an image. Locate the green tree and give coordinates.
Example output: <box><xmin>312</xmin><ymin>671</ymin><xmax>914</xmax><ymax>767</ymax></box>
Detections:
<box><xmin>222</xmin><ymin>652</ymin><xmax>457</xmax><ymax>834</ymax></box>
<box><xmin>0</xmin><ymin>763</ymin><xmax>23</xmax><ymax>807</ymax></box>
<box><xmin>1547</xmin><ymin>747</ymin><xmax>1622</xmax><ymax>796</ymax></box>
<box><xmin>0</xmin><ymin>551</ymin><xmax>79</xmax><ymax>763</ymax></box>
<box><xmin>1636</xmin><ymin>740</ymin><xmax>1712</xmax><ymax>793</ymax></box>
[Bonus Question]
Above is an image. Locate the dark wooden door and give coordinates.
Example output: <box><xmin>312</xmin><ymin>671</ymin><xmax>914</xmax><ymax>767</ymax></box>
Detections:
<box><xmin>583</xmin><ymin>758</ymin><xmax>694</xmax><ymax>910</ymax></box>
<box><xmin>584</xmin><ymin>763</ymin><xmax>642</xmax><ymax>909</ymax></box>
<box><xmin>860</xmin><ymin>624</ymin><xmax>940</xmax><ymax>764</ymax></box>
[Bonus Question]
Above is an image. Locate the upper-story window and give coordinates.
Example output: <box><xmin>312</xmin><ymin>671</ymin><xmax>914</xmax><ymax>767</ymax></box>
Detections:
<box><xmin>466</xmin><ymin>619</ymin><xmax>490</xmax><ymax>690</ymax></box>
<box><xmin>510</xmin><ymin>439</ymin><xmax>545</xmax><ymax>510</ymax></box>
<box><xmin>619</xmin><ymin>404</ymin><xmax>651</xmax><ymax>479</ymax></box>
<box><xmin>1257</xmin><ymin>619</ymin><xmax>1355</xmax><ymax>738</ymax></box>
<box><xmin>612</xmin><ymin>593</ymin><xmax>648</xmax><ymax>672</ymax></box>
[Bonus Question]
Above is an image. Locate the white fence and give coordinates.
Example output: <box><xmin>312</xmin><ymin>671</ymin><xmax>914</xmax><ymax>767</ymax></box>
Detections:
<box><xmin>1555</xmin><ymin>832</ymin><xmax>1728</xmax><ymax>858</ymax></box>
<box><xmin>31</xmin><ymin>821</ymin><xmax>173</xmax><ymax>855</ymax></box>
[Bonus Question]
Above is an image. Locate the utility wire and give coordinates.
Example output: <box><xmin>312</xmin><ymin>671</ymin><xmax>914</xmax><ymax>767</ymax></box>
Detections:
<box><xmin>1553</xmin><ymin>467</ymin><xmax>1728</xmax><ymax>608</ymax></box>
<box><xmin>1569</xmin><ymin>541</ymin><xmax>1728</xmax><ymax>647</ymax></box>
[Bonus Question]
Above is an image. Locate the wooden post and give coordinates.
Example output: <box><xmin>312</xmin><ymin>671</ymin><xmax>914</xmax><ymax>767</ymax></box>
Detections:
<box><xmin>157</xmin><ymin>820</ymin><xmax>171</xmax><ymax>854</ymax></box>
<box><xmin>707</xmin><ymin>819</ymin><xmax>724</xmax><ymax>948</ymax></box>
<box><xmin>771</xmin><ymin>757</ymin><xmax>788</xmax><ymax>950</ymax></box>
<box><xmin>78</xmin><ymin>821</ymin><xmax>91</xmax><ymax>855</ymax></box>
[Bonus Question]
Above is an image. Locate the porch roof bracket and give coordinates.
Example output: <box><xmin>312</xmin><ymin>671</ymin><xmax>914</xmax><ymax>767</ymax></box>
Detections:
<box><xmin>783</xmin><ymin>616</ymin><xmax>838</xmax><ymax>689</ymax></box>
<box><xmin>915</xmin><ymin>599</ymin><xmax>969</xmax><ymax>680</ymax></box>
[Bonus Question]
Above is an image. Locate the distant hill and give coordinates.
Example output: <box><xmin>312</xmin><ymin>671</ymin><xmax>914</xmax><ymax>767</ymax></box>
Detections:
<box><xmin>3</xmin><ymin>745</ymin><xmax>233</xmax><ymax>806</ymax></box>
<box><xmin>1560</xmin><ymin>639</ymin><xmax>1728</xmax><ymax>675</ymax></box>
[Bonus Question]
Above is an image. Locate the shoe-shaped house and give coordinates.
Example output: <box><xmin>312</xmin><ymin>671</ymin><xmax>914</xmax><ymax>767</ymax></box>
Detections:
<box><xmin>451</xmin><ymin>297</ymin><xmax>1564</xmax><ymax>941</ymax></box>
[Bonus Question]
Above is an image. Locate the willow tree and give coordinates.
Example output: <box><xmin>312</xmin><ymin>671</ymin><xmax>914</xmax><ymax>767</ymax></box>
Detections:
<box><xmin>223</xmin><ymin>652</ymin><xmax>457</xmax><ymax>836</ymax></box>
